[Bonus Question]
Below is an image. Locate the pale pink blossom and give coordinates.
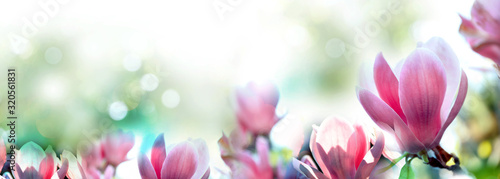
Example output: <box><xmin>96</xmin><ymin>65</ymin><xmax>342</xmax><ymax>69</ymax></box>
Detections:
<box><xmin>236</xmin><ymin>81</ymin><xmax>280</xmax><ymax>135</ymax></box>
<box><xmin>358</xmin><ymin>37</ymin><xmax>468</xmax><ymax>153</ymax></box>
<box><xmin>293</xmin><ymin>117</ymin><xmax>385</xmax><ymax>179</ymax></box>
<box><xmin>14</xmin><ymin>142</ymin><xmax>68</xmax><ymax>179</ymax></box>
<box><xmin>138</xmin><ymin>134</ymin><xmax>210</xmax><ymax>179</ymax></box>
<box><xmin>460</xmin><ymin>0</ymin><xmax>500</xmax><ymax>65</ymax></box>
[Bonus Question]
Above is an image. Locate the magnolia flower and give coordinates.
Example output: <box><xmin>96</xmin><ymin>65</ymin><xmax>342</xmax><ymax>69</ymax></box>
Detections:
<box><xmin>219</xmin><ymin>134</ymin><xmax>273</xmax><ymax>179</ymax></box>
<box><xmin>101</xmin><ymin>130</ymin><xmax>135</xmax><ymax>167</ymax></box>
<box><xmin>292</xmin><ymin>117</ymin><xmax>385</xmax><ymax>179</ymax></box>
<box><xmin>236</xmin><ymin>81</ymin><xmax>280</xmax><ymax>135</ymax></box>
<box><xmin>14</xmin><ymin>142</ymin><xmax>68</xmax><ymax>179</ymax></box>
<box><xmin>357</xmin><ymin>37</ymin><xmax>468</xmax><ymax>154</ymax></box>
<box><xmin>460</xmin><ymin>0</ymin><xmax>500</xmax><ymax>65</ymax></box>
<box><xmin>60</xmin><ymin>150</ymin><xmax>114</xmax><ymax>179</ymax></box>
<box><xmin>138</xmin><ymin>134</ymin><xmax>210</xmax><ymax>179</ymax></box>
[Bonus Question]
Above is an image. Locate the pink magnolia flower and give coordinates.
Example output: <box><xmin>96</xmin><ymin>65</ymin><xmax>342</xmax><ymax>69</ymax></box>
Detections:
<box><xmin>100</xmin><ymin>130</ymin><xmax>135</xmax><ymax>167</ymax></box>
<box><xmin>14</xmin><ymin>142</ymin><xmax>68</xmax><ymax>179</ymax></box>
<box><xmin>293</xmin><ymin>117</ymin><xmax>385</xmax><ymax>179</ymax></box>
<box><xmin>138</xmin><ymin>134</ymin><xmax>210</xmax><ymax>179</ymax></box>
<box><xmin>236</xmin><ymin>81</ymin><xmax>280</xmax><ymax>135</ymax></box>
<box><xmin>60</xmin><ymin>150</ymin><xmax>114</xmax><ymax>179</ymax></box>
<box><xmin>357</xmin><ymin>37</ymin><xmax>468</xmax><ymax>153</ymax></box>
<box><xmin>219</xmin><ymin>134</ymin><xmax>273</xmax><ymax>179</ymax></box>
<box><xmin>460</xmin><ymin>0</ymin><xmax>500</xmax><ymax>65</ymax></box>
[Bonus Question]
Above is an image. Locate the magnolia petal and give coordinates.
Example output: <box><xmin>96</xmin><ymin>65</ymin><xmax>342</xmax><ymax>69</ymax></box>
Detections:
<box><xmin>374</xmin><ymin>53</ymin><xmax>406</xmax><ymax>122</ymax></box>
<box><xmin>190</xmin><ymin>139</ymin><xmax>210</xmax><ymax>179</ymax></box>
<box><xmin>57</xmin><ymin>160</ymin><xmax>69</xmax><ymax>179</ymax></box>
<box><xmin>300</xmin><ymin>155</ymin><xmax>318</xmax><ymax>169</ymax></box>
<box><xmin>354</xmin><ymin>132</ymin><xmax>385</xmax><ymax>179</ymax></box>
<box><xmin>422</xmin><ymin>37</ymin><xmax>462</xmax><ymax>124</ymax></box>
<box><xmin>353</xmin><ymin>125</ymin><xmax>369</xmax><ymax>170</ymax></box>
<box><xmin>292</xmin><ymin>158</ymin><xmax>329</xmax><ymax>179</ymax></box>
<box><xmin>399</xmin><ymin>48</ymin><xmax>447</xmax><ymax>147</ymax></box>
<box><xmin>314</xmin><ymin>117</ymin><xmax>355</xmax><ymax>179</ymax></box>
<box><xmin>138</xmin><ymin>154</ymin><xmax>157</xmax><ymax>179</ymax></box>
<box><xmin>309</xmin><ymin>125</ymin><xmax>330</xmax><ymax>177</ymax></box>
<box><xmin>471</xmin><ymin>0</ymin><xmax>500</xmax><ymax>35</ymax></box>
<box><xmin>201</xmin><ymin>168</ymin><xmax>210</xmax><ymax>179</ymax></box>
<box><xmin>18</xmin><ymin>142</ymin><xmax>46</xmax><ymax>171</ymax></box>
<box><xmin>256</xmin><ymin>136</ymin><xmax>272</xmax><ymax>174</ymax></box>
<box><xmin>358</xmin><ymin>88</ymin><xmax>425</xmax><ymax>153</ymax></box>
<box><xmin>60</xmin><ymin>150</ymin><xmax>84</xmax><ymax>179</ymax></box>
<box><xmin>430</xmin><ymin>70</ymin><xmax>468</xmax><ymax>148</ymax></box>
<box><xmin>104</xmin><ymin>165</ymin><xmax>114</xmax><ymax>179</ymax></box>
<box><xmin>161</xmin><ymin>142</ymin><xmax>198</xmax><ymax>179</ymax></box>
<box><xmin>151</xmin><ymin>134</ymin><xmax>166</xmax><ymax>179</ymax></box>
<box><xmin>44</xmin><ymin>146</ymin><xmax>60</xmax><ymax>174</ymax></box>
<box><xmin>357</xmin><ymin>88</ymin><xmax>395</xmax><ymax>130</ymax></box>
<box><xmin>39</xmin><ymin>155</ymin><xmax>55</xmax><ymax>179</ymax></box>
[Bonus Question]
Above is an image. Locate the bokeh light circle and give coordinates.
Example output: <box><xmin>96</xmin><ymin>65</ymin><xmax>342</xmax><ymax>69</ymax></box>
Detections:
<box><xmin>109</xmin><ymin>101</ymin><xmax>128</xmax><ymax>121</ymax></box>
<box><xmin>162</xmin><ymin>89</ymin><xmax>181</xmax><ymax>109</ymax></box>
<box><xmin>123</xmin><ymin>54</ymin><xmax>142</xmax><ymax>72</ymax></box>
<box><xmin>140</xmin><ymin>74</ymin><xmax>159</xmax><ymax>92</ymax></box>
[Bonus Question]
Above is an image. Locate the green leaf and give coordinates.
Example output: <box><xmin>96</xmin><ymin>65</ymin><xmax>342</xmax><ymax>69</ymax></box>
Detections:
<box><xmin>398</xmin><ymin>161</ymin><xmax>415</xmax><ymax>179</ymax></box>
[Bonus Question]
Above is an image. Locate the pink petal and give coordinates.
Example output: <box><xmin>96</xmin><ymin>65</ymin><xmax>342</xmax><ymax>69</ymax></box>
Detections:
<box><xmin>374</xmin><ymin>53</ymin><xmax>406</xmax><ymax>123</ymax></box>
<box><xmin>357</xmin><ymin>88</ymin><xmax>395</xmax><ymax>131</ymax></box>
<box><xmin>309</xmin><ymin>125</ymin><xmax>330</xmax><ymax>177</ymax></box>
<box><xmin>104</xmin><ymin>165</ymin><xmax>114</xmax><ymax>179</ymax></box>
<box><xmin>430</xmin><ymin>70</ymin><xmax>468</xmax><ymax>148</ymax></box>
<box><xmin>201</xmin><ymin>168</ymin><xmax>210</xmax><ymax>179</ymax></box>
<box><xmin>138</xmin><ymin>153</ymin><xmax>157</xmax><ymax>179</ymax></box>
<box><xmin>151</xmin><ymin>134</ymin><xmax>166</xmax><ymax>179</ymax></box>
<box><xmin>57</xmin><ymin>159</ymin><xmax>69</xmax><ymax>179</ymax></box>
<box><xmin>471</xmin><ymin>0</ymin><xmax>500</xmax><ymax>36</ymax></box>
<box><xmin>314</xmin><ymin>117</ymin><xmax>356</xmax><ymax>179</ymax></box>
<box><xmin>247</xmin><ymin>81</ymin><xmax>280</xmax><ymax>107</ymax></box>
<box><xmin>17</xmin><ymin>165</ymin><xmax>41</xmax><ymax>179</ymax></box>
<box><xmin>0</xmin><ymin>137</ymin><xmax>5</xmax><ymax>167</ymax></box>
<box><xmin>399</xmin><ymin>48</ymin><xmax>447</xmax><ymax>148</ymax></box>
<box><xmin>300</xmin><ymin>155</ymin><xmax>317</xmax><ymax>170</ymax></box>
<box><xmin>422</xmin><ymin>37</ymin><xmax>462</xmax><ymax>124</ymax></box>
<box><xmin>291</xmin><ymin>158</ymin><xmax>329</xmax><ymax>179</ymax></box>
<box><xmin>354</xmin><ymin>131</ymin><xmax>385</xmax><ymax>179</ymax></box>
<box><xmin>102</xmin><ymin>131</ymin><xmax>135</xmax><ymax>167</ymax></box>
<box><xmin>190</xmin><ymin>139</ymin><xmax>210</xmax><ymax>179</ymax></box>
<box><xmin>256</xmin><ymin>136</ymin><xmax>272</xmax><ymax>174</ymax></box>
<box><xmin>38</xmin><ymin>155</ymin><xmax>55</xmax><ymax>179</ymax></box>
<box><xmin>353</xmin><ymin>125</ymin><xmax>369</xmax><ymax>170</ymax></box>
<box><xmin>161</xmin><ymin>142</ymin><xmax>198</xmax><ymax>179</ymax></box>
<box><xmin>358</xmin><ymin>88</ymin><xmax>425</xmax><ymax>153</ymax></box>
